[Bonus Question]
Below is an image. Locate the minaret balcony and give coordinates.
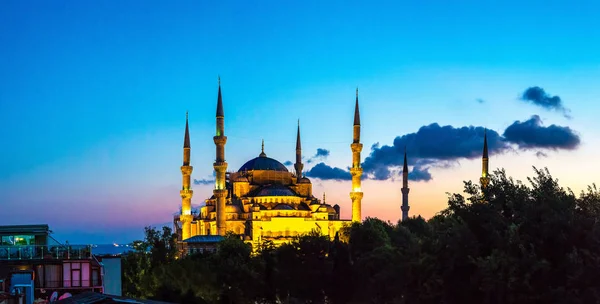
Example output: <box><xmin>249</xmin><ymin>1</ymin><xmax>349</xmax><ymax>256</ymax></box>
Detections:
<box><xmin>350</xmin><ymin>167</ymin><xmax>363</xmax><ymax>176</ymax></box>
<box><xmin>213</xmin><ymin>136</ymin><xmax>227</xmax><ymax>145</ymax></box>
<box><xmin>350</xmin><ymin>191</ymin><xmax>363</xmax><ymax>200</ymax></box>
<box><xmin>180</xmin><ymin>166</ymin><xmax>193</xmax><ymax>175</ymax></box>
<box><xmin>180</xmin><ymin>189</ymin><xmax>194</xmax><ymax>199</ymax></box>
<box><xmin>350</xmin><ymin>143</ymin><xmax>363</xmax><ymax>153</ymax></box>
<box><xmin>213</xmin><ymin>189</ymin><xmax>228</xmax><ymax>198</ymax></box>
<box><xmin>213</xmin><ymin>162</ymin><xmax>228</xmax><ymax>170</ymax></box>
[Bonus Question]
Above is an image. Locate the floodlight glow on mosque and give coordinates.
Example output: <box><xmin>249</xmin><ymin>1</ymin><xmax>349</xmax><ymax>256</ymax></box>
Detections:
<box><xmin>174</xmin><ymin>80</ymin><xmax>490</xmax><ymax>249</ymax></box>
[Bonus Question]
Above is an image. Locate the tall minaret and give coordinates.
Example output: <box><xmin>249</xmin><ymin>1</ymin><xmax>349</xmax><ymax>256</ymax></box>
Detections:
<box><xmin>294</xmin><ymin>120</ymin><xmax>303</xmax><ymax>182</ymax></box>
<box><xmin>179</xmin><ymin>112</ymin><xmax>194</xmax><ymax>240</ymax></box>
<box><xmin>480</xmin><ymin>130</ymin><xmax>490</xmax><ymax>189</ymax></box>
<box><xmin>350</xmin><ymin>88</ymin><xmax>364</xmax><ymax>223</ymax></box>
<box><xmin>213</xmin><ymin>77</ymin><xmax>228</xmax><ymax>236</ymax></box>
<box><xmin>401</xmin><ymin>148</ymin><xmax>410</xmax><ymax>221</ymax></box>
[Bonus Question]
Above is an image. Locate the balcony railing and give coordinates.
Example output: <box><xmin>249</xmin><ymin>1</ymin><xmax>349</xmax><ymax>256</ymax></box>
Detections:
<box><xmin>0</xmin><ymin>245</ymin><xmax>92</xmax><ymax>261</ymax></box>
<box><xmin>35</xmin><ymin>280</ymin><xmax>103</xmax><ymax>289</ymax></box>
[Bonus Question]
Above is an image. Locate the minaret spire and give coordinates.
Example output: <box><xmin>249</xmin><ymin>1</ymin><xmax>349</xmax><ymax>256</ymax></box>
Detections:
<box><xmin>183</xmin><ymin>111</ymin><xmax>191</xmax><ymax>151</ymax></box>
<box><xmin>354</xmin><ymin>88</ymin><xmax>361</xmax><ymax>127</ymax></box>
<box><xmin>294</xmin><ymin>120</ymin><xmax>304</xmax><ymax>182</ymax></box>
<box><xmin>179</xmin><ymin>112</ymin><xmax>194</xmax><ymax>241</ymax></box>
<box><xmin>216</xmin><ymin>77</ymin><xmax>224</xmax><ymax>119</ymax></box>
<box><xmin>213</xmin><ymin>77</ymin><xmax>228</xmax><ymax>236</ymax></box>
<box><xmin>480</xmin><ymin>129</ymin><xmax>490</xmax><ymax>189</ymax></box>
<box><xmin>401</xmin><ymin>147</ymin><xmax>410</xmax><ymax>221</ymax></box>
<box><xmin>350</xmin><ymin>89</ymin><xmax>364</xmax><ymax>222</ymax></box>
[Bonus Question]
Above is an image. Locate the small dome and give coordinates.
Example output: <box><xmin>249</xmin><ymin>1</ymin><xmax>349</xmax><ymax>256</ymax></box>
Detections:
<box><xmin>226</xmin><ymin>205</ymin><xmax>241</xmax><ymax>213</ymax></box>
<box><xmin>273</xmin><ymin>204</ymin><xmax>294</xmax><ymax>210</ymax></box>
<box><xmin>298</xmin><ymin>177</ymin><xmax>311</xmax><ymax>184</ymax></box>
<box><xmin>238</xmin><ymin>156</ymin><xmax>288</xmax><ymax>172</ymax></box>
<box><xmin>317</xmin><ymin>204</ymin><xmax>336</xmax><ymax>213</ymax></box>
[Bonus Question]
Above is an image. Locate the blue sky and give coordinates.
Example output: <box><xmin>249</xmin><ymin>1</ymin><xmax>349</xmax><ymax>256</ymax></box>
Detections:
<box><xmin>1</xmin><ymin>1</ymin><xmax>599</xmax><ymax>243</ymax></box>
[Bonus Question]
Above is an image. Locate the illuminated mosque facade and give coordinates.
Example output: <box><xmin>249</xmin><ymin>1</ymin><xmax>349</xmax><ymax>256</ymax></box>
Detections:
<box><xmin>174</xmin><ymin>80</ymin><xmax>490</xmax><ymax>249</ymax></box>
<box><xmin>174</xmin><ymin>81</ymin><xmax>369</xmax><ymax>248</ymax></box>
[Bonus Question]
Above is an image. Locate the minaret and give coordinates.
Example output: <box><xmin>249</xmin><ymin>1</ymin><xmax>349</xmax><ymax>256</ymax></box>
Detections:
<box><xmin>179</xmin><ymin>112</ymin><xmax>194</xmax><ymax>240</ymax></box>
<box><xmin>401</xmin><ymin>148</ymin><xmax>410</xmax><ymax>221</ymax></box>
<box><xmin>480</xmin><ymin>130</ymin><xmax>490</xmax><ymax>189</ymax></box>
<box><xmin>213</xmin><ymin>77</ymin><xmax>228</xmax><ymax>236</ymax></box>
<box><xmin>350</xmin><ymin>88</ymin><xmax>364</xmax><ymax>223</ymax></box>
<box><xmin>294</xmin><ymin>120</ymin><xmax>303</xmax><ymax>182</ymax></box>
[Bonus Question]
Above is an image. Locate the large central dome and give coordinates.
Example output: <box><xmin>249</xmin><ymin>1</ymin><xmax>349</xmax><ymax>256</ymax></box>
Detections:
<box><xmin>238</xmin><ymin>155</ymin><xmax>288</xmax><ymax>172</ymax></box>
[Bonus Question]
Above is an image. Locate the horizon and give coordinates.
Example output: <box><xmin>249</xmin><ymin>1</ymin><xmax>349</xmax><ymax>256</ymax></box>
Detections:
<box><xmin>1</xmin><ymin>1</ymin><xmax>599</xmax><ymax>244</ymax></box>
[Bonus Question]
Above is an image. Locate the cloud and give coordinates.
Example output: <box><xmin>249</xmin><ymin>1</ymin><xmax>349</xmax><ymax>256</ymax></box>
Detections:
<box><xmin>521</xmin><ymin>86</ymin><xmax>571</xmax><ymax>118</ymax></box>
<box><xmin>306</xmin><ymin>163</ymin><xmax>351</xmax><ymax>181</ymax></box>
<box><xmin>306</xmin><ymin>148</ymin><xmax>330</xmax><ymax>164</ymax></box>
<box><xmin>503</xmin><ymin>115</ymin><xmax>580</xmax><ymax>150</ymax></box>
<box><xmin>362</xmin><ymin>124</ymin><xmax>507</xmax><ymax>177</ymax></box>
<box><xmin>408</xmin><ymin>167</ymin><xmax>432</xmax><ymax>182</ymax></box>
<box><xmin>283</xmin><ymin>160</ymin><xmax>293</xmax><ymax>166</ymax></box>
<box><xmin>307</xmin><ymin>117</ymin><xmax>579</xmax><ymax>183</ymax></box>
<box><xmin>315</xmin><ymin>148</ymin><xmax>330</xmax><ymax>158</ymax></box>
<box><xmin>193</xmin><ymin>179</ymin><xmax>214</xmax><ymax>185</ymax></box>
<box><xmin>359</xmin><ymin>123</ymin><xmax>508</xmax><ymax>181</ymax></box>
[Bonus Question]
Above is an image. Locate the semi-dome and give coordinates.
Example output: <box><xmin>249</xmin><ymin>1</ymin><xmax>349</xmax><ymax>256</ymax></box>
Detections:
<box><xmin>252</xmin><ymin>185</ymin><xmax>297</xmax><ymax>197</ymax></box>
<box><xmin>297</xmin><ymin>202</ymin><xmax>311</xmax><ymax>211</ymax></box>
<box><xmin>273</xmin><ymin>204</ymin><xmax>294</xmax><ymax>210</ymax></box>
<box><xmin>238</xmin><ymin>155</ymin><xmax>288</xmax><ymax>172</ymax></box>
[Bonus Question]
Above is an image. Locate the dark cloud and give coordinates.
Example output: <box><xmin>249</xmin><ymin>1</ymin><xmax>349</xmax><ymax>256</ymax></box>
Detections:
<box><xmin>503</xmin><ymin>115</ymin><xmax>580</xmax><ymax>150</ymax></box>
<box><xmin>521</xmin><ymin>86</ymin><xmax>571</xmax><ymax>118</ymax></box>
<box><xmin>362</xmin><ymin>124</ymin><xmax>508</xmax><ymax>180</ymax></box>
<box><xmin>361</xmin><ymin>124</ymin><xmax>503</xmax><ymax>182</ymax></box>
<box><xmin>306</xmin><ymin>148</ymin><xmax>330</xmax><ymax>164</ymax></box>
<box><xmin>294</xmin><ymin>117</ymin><xmax>580</xmax><ymax>183</ymax></box>
<box><xmin>315</xmin><ymin>148</ymin><xmax>330</xmax><ymax>158</ymax></box>
<box><xmin>283</xmin><ymin>160</ymin><xmax>293</xmax><ymax>166</ymax></box>
<box><xmin>194</xmin><ymin>179</ymin><xmax>214</xmax><ymax>185</ymax></box>
<box><xmin>536</xmin><ymin>151</ymin><xmax>548</xmax><ymax>158</ymax></box>
<box><xmin>306</xmin><ymin>162</ymin><xmax>351</xmax><ymax>181</ymax></box>
<box><xmin>408</xmin><ymin>167</ymin><xmax>432</xmax><ymax>182</ymax></box>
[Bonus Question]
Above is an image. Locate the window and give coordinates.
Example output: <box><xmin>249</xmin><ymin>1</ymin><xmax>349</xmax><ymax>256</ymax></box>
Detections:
<box><xmin>64</xmin><ymin>262</ymin><xmax>86</xmax><ymax>287</ymax></box>
<box><xmin>0</xmin><ymin>235</ymin><xmax>36</xmax><ymax>246</ymax></box>
<box><xmin>45</xmin><ymin>264</ymin><xmax>60</xmax><ymax>288</ymax></box>
<box><xmin>92</xmin><ymin>269</ymin><xmax>99</xmax><ymax>286</ymax></box>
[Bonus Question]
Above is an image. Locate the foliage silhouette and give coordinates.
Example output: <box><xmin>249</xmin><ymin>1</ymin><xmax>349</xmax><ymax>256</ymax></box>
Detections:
<box><xmin>122</xmin><ymin>167</ymin><xmax>600</xmax><ymax>304</ymax></box>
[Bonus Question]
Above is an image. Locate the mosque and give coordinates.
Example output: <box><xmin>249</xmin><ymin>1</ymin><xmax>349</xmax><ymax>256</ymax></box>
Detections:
<box><xmin>173</xmin><ymin>81</ymin><xmax>490</xmax><ymax>251</ymax></box>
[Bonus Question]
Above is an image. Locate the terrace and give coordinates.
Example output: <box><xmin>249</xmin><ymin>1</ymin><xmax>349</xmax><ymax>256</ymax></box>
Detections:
<box><xmin>0</xmin><ymin>244</ymin><xmax>93</xmax><ymax>261</ymax></box>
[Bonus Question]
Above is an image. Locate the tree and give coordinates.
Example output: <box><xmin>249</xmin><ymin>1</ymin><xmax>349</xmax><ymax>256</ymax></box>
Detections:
<box><xmin>120</xmin><ymin>168</ymin><xmax>600</xmax><ymax>303</ymax></box>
